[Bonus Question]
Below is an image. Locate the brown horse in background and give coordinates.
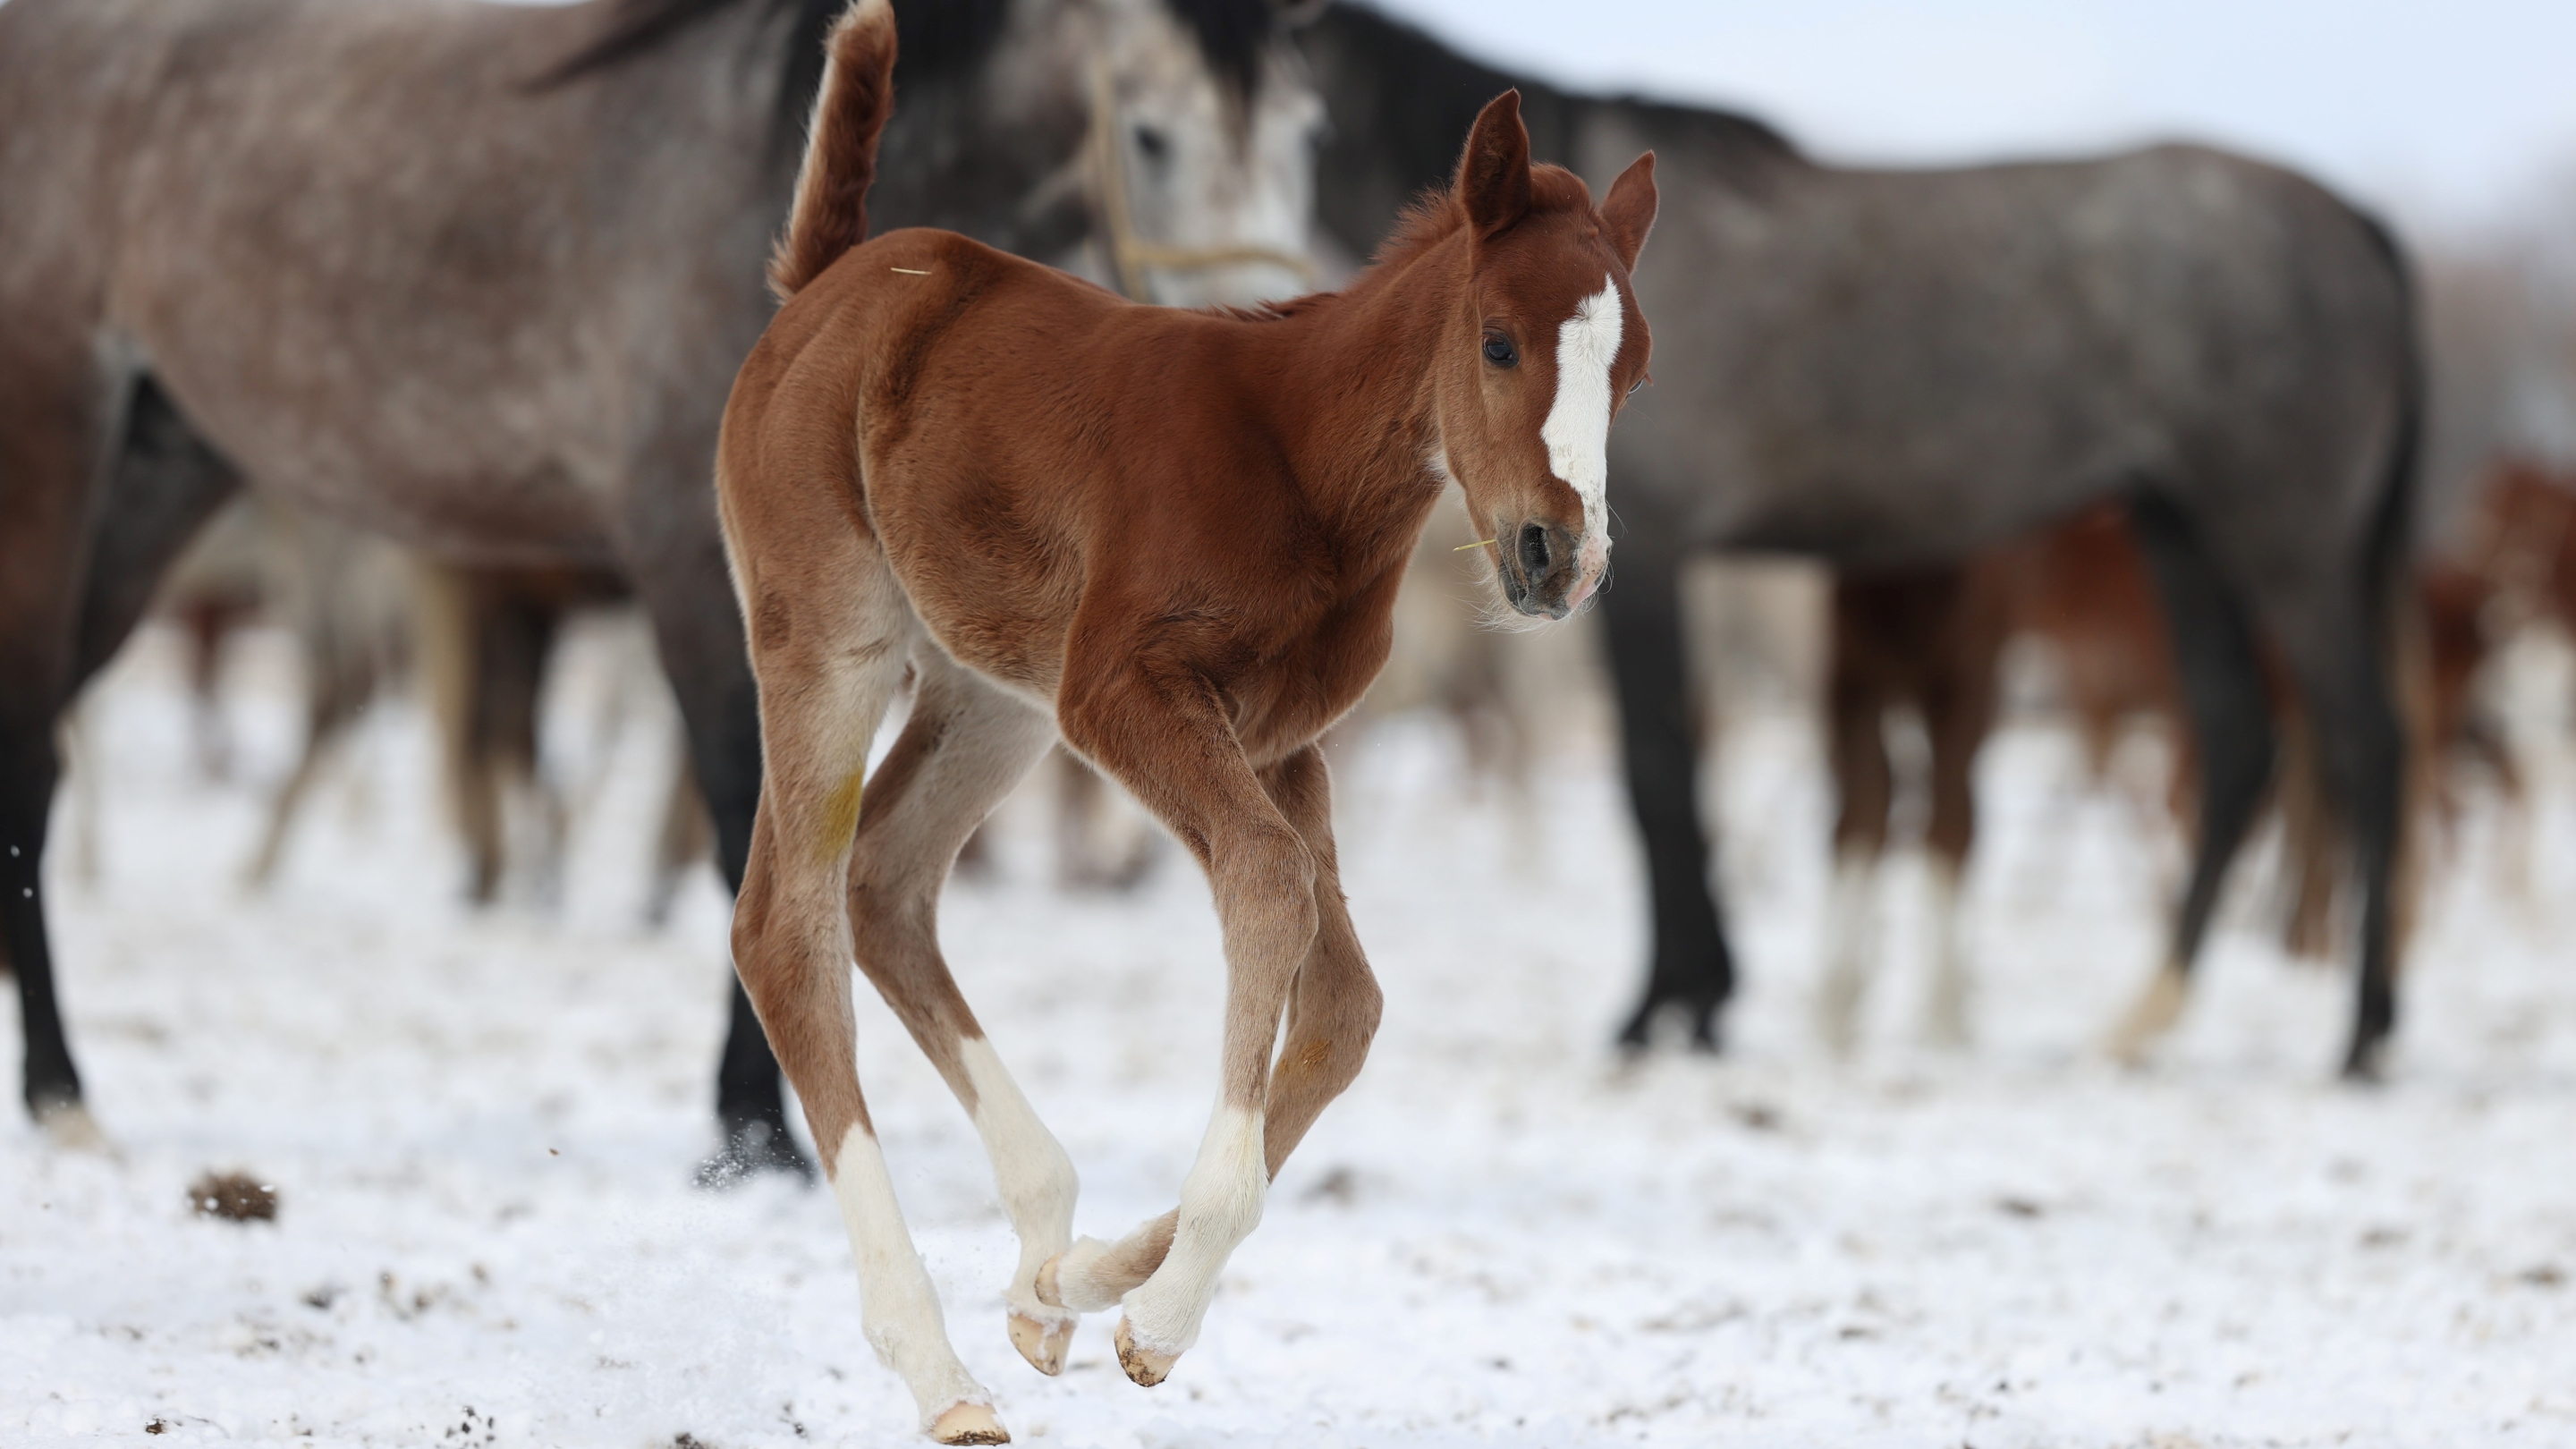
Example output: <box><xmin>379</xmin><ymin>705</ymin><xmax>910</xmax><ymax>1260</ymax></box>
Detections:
<box><xmin>1815</xmin><ymin>476</ymin><xmax>2563</xmax><ymax>1053</ymax></box>
<box><xmin>715</xmin><ymin>4</ymin><xmax>1656</xmax><ymax>1436</ymax></box>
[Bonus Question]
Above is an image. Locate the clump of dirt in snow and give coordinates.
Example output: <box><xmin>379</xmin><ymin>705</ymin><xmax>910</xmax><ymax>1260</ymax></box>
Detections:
<box><xmin>187</xmin><ymin>1170</ymin><xmax>278</xmax><ymax>1222</ymax></box>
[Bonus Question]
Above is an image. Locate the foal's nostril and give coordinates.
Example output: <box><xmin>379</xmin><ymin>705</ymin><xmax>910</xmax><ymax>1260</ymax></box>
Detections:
<box><xmin>1517</xmin><ymin>521</ymin><xmax>1552</xmax><ymax>579</ymax></box>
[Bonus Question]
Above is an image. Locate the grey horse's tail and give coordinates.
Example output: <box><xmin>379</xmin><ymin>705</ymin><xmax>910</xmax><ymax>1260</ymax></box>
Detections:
<box><xmin>2265</xmin><ymin>203</ymin><xmax>2420</xmax><ymax>954</ymax></box>
<box><xmin>769</xmin><ymin>0</ymin><xmax>896</xmax><ymax>300</ymax></box>
<box><xmin>2354</xmin><ymin>205</ymin><xmax>2422</xmax><ymax>640</ymax></box>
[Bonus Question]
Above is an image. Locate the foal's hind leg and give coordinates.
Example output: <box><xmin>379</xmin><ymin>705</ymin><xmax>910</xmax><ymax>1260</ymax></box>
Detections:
<box><xmin>842</xmin><ymin>652</ymin><xmax>1075</xmax><ymax>1375</ymax></box>
<box><xmin>728</xmin><ymin>535</ymin><xmax>999</xmax><ymax>1441</ymax></box>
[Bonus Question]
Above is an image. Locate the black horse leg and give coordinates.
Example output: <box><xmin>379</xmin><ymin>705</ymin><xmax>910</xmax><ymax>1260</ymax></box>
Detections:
<box><xmin>72</xmin><ymin>379</ymin><xmax>249</xmax><ymax>685</ymax></box>
<box><xmin>2290</xmin><ymin>639</ymin><xmax>2404</xmax><ymax>1078</ymax></box>
<box><xmin>2106</xmin><ymin>490</ymin><xmax>2276</xmax><ymax>1061</ymax></box>
<box><xmin>625</xmin><ymin>504</ymin><xmax>809</xmax><ymax>1183</ymax></box>
<box><xmin>6</xmin><ymin>374</ymin><xmax>241</xmax><ymax>1135</ymax></box>
<box><xmin>1601</xmin><ymin>548</ymin><xmax>1733</xmax><ymax>1050</ymax></box>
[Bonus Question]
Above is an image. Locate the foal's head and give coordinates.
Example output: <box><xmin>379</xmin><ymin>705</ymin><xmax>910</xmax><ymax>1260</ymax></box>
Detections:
<box><xmin>1429</xmin><ymin>92</ymin><xmax>1657</xmax><ymax>621</ymax></box>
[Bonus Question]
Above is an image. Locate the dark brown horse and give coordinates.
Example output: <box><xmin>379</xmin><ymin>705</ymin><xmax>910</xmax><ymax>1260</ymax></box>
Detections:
<box><xmin>716</xmin><ymin>3</ymin><xmax>1656</xmax><ymax>1435</ymax></box>
<box><xmin>0</xmin><ymin>0</ymin><xmax>1322</xmax><ymax>1170</ymax></box>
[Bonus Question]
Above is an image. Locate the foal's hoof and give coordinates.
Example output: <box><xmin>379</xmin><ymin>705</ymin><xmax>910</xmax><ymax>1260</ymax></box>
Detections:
<box><xmin>1114</xmin><ymin>1318</ymin><xmax>1177</xmax><ymax>1387</ymax></box>
<box><xmin>36</xmin><ymin>1099</ymin><xmax>110</xmax><ymax>1154</ymax></box>
<box><xmin>1035</xmin><ymin>1238</ymin><xmax>1123</xmax><ymax>1314</ymax></box>
<box><xmin>1008</xmin><ymin>1310</ymin><xmax>1076</xmax><ymax>1376</ymax></box>
<box><xmin>929</xmin><ymin>1400</ymin><xmax>1010</xmax><ymax>1445</ymax></box>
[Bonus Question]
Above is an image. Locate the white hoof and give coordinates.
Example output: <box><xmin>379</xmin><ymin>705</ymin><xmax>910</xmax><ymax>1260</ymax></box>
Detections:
<box><xmin>36</xmin><ymin>1100</ymin><xmax>111</xmax><ymax>1154</ymax></box>
<box><xmin>1006</xmin><ymin>1309</ymin><xmax>1075</xmax><ymax>1376</ymax></box>
<box><xmin>1037</xmin><ymin>1238</ymin><xmax>1124</xmax><ymax>1315</ymax></box>
<box><xmin>928</xmin><ymin>1400</ymin><xmax>1009</xmax><ymax>1445</ymax></box>
<box><xmin>2105</xmin><ymin>965</ymin><xmax>2189</xmax><ymax>1065</ymax></box>
<box><xmin>1114</xmin><ymin>1317</ymin><xmax>1177</xmax><ymax>1387</ymax></box>
<box><xmin>1815</xmin><ymin>974</ymin><xmax>1863</xmax><ymax>1056</ymax></box>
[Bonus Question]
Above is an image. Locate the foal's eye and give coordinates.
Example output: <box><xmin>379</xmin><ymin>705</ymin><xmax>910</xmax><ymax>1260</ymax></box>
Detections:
<box><xmin>1132</xmin><ymin>124</ymin><xmax>1172</xmax><ymax>165</ymax></box>
<box><xmin>1481</xmin><ymin>334</ymin><xmax>1518</xmax><ymax>369</ymax></box>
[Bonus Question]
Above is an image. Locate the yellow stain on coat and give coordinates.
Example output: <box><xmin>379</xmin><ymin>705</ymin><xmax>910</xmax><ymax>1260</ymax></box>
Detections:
<box><xmin>818</xmin><ymin>767</ymin><xmax>867</xmax><ymax>858</ymax></box>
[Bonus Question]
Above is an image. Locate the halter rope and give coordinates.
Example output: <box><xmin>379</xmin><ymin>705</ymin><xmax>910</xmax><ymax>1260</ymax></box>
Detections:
<box><xmin>1086</xmin><ymin>63</ymin><xmax>1320</xmax><ymax>303</ymax></box>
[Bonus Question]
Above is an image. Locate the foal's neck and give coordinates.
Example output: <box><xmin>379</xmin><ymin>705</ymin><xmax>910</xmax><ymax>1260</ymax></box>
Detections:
<box><xmin>1272</xmin><ymin>230</ymin><xmax>1472</xmax><ymax>564</ymax></box>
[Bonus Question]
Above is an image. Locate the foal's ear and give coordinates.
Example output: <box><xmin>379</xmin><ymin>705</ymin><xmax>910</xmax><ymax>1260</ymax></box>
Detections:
<box><xmin>1600</xmin><ymin>151</ymin><xmax>1658</xmax><ymax>273</ymax></box>
<box><xmin>1456</xmin><ymin>90</ymin><xmax>1534</xmax><ymax>240</ymax></box>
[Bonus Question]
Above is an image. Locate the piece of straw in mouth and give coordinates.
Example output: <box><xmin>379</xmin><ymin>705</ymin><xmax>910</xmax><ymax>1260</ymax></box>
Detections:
<box><xmin>1453</xmin><ymin>538</ymin><xmax>1496</xmax><ymax>552</ymax></box>
<box><xmin>891</xmin><ymin>267</ymin><xmax>929</xmax><ymax>275</ymax></box>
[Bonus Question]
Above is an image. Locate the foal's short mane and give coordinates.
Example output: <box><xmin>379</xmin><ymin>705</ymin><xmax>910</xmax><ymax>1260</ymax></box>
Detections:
<box><xmin>1368</xmin><ymin>162</ymin><xmax>1597</xmax><ymax>272</ymax></box>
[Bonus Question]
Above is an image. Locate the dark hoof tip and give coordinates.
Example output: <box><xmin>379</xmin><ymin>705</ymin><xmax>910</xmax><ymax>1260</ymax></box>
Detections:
<box><xmin>2339</xmin><ymin>1044</ymin><xmax>2389</xmax><ymax>1086</ymax></box>
<box><xmin>693</xmin><ymin>1119</ymin><xmax>814</xmax><ymax>1191</ymax></box>
<box><xmin>1614</xmin><ymin>999</ymin><xmax>1727</xmax><ymax>1058</ymax></box>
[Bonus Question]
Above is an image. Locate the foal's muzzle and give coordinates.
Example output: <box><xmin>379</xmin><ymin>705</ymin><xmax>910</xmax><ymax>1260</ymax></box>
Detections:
<box><xmin>1496</xmin><ymin>520</ymin><xmax>1599</xmax><ymax>620</ymax></box>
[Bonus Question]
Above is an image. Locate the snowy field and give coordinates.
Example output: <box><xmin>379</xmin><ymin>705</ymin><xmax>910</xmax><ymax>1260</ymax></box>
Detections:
<box><xmin>6</xmin><ymin>619</ymin><xmax>2575</xmax><ymax>1448</ymax></box>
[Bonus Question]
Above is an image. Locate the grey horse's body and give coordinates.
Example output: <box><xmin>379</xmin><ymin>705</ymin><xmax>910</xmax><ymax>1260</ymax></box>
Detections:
<box><xmin>1301</xmin><ymin>5</ymin><xmax>2415</xmax><ymax>1072</ymax></box>
<box><xmin>0</xmin><ymin>0</ymin><xmax>1318</xmax><ymax>1169</ymax></box>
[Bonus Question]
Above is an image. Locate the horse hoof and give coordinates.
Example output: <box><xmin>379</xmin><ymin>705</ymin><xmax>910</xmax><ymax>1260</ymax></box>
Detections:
<box><xmin>1114</xmin><ymin>1318</ymin><xmax>1176</xmax><ymax>1387</ymax></box>
<box><xmin>1036</xmin><ymin>1239</ymin><xmax>1121</xmax><ymax>1314</ymax></box>
<box><xmin>2340</xmin><ymin>1040</ymin><xmax>2388</xmax><ymax>1084</ymax></box>
<box><xmin>2104</xmin><ymin>965</ymin><xmax>2187</xmax><ymax>1065</ymax></box>
<box><xmin>929</xmin><ymin>1400</ymin><xmax>1009</xmax><ymax>1445</ymax></box>
<box><xmin>691</xmin><ymin>1119</ymin><xmax>814</xmax><ymax>1191</ymax></box>
<box><xmin>1008</xmin><ymin>1310</ymin><xmax>1075</xmax><ymax>1376</ymax></box>
<box><xmin>36</xmin><ymin>1100</ymin><xmax>110</xmax><ymax>1154</ymax></box>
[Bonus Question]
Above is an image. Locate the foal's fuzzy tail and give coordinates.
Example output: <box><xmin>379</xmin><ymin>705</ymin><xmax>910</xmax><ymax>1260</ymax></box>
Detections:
<box><xmin>769</xmin><ymin>0</ymin><xmax>898</xmax><ymax>301</ymax></box>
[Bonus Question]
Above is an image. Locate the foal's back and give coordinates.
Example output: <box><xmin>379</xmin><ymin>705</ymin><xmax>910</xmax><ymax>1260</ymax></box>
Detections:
<box><xmin>733</xmin><ymin>226</ymin><xmax>1394</xmax><ymax>738</ymax></box>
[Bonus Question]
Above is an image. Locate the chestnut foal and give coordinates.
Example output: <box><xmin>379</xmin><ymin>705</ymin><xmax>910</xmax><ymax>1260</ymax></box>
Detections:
<box><xmin>716</xmin><ymin>2</ymin><xmax>1657</xmax><ymax>1439</ymax></box>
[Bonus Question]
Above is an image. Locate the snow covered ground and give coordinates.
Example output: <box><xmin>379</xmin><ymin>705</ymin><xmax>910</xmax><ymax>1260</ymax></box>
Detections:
<box><xmin>6</xmin><ymin>619</ymin><xmax>2574</xmax><ymax>1448</ymax></box>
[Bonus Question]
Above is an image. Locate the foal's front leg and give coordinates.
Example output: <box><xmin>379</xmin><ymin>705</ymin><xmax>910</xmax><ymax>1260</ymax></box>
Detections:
<box><xmin>1036</xmin><ymin>747</ymin><xmax>1381</xmax><ymax>1326</ymax></box>
<box><xmin>1046</xmin><ymin>673</ymin><xmax>1323</xmax><ymax>1385</ymax></box>
<box><xmin>844</xmin><ymin>653</ymin><xmax>1080</xmax><ymax>1375</ymax></box>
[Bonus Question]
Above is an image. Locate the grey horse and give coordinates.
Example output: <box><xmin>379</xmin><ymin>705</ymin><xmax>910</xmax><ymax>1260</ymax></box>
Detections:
<box><xmin>1299</xmin><ymin>4</ymin><xmax>2418</xmax><ymax>1076</ymax></box>
<box><xmin>0</xmin><ymin>0</ymin><xmax>1322</xmax><ymax>1172</ymax></box>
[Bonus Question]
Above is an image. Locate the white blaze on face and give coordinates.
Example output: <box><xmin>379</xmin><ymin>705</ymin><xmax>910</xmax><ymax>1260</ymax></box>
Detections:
<box><xmin>1539</xmin><ymin>276</ymin><xmax>1623</xmax><ymax>603</ymax></box>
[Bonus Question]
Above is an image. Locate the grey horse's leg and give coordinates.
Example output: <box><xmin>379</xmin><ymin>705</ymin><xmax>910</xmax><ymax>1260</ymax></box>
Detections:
<box><xmin>1602</xmin><ymin>546</ymin><xmax>1733</xmax><ymax>1050</ymax></box>
<box><xmin>623</xmin><ymin>486</ymin><xmax>805</xmax><ymax>1183</ymax></box>
<box><xmin>2282</xmin><ymin>624</ymin><xmax>2404</xmax><ymax>1078</ymax></box>
<box><xmin>73</xmin><ymin>380</ymin><xmax>249</xmax><ymax>685</ymax></box>
<box><xmin>4</xmin><ymin>372</ymin><xmax>241</xmax><ymax>1140</ymax></box>
<box><xmin>2105</xmin><ymin>491</ymin><xmax>2275</xmax><ymax>1062</ymax></box>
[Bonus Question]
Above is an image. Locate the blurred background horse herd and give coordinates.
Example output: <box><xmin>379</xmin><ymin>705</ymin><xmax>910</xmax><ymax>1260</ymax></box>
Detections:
<box><xmin>7</xmin><ymin>0</ymin><xmax>2576</xmax><ymax>1177</ymax></box>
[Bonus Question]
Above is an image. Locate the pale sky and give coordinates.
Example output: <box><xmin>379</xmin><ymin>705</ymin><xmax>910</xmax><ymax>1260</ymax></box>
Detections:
<box><xmin>1369</xmin><ymin>0</ymin><xmax>2576</xmax><ymax>238</ymax></box>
